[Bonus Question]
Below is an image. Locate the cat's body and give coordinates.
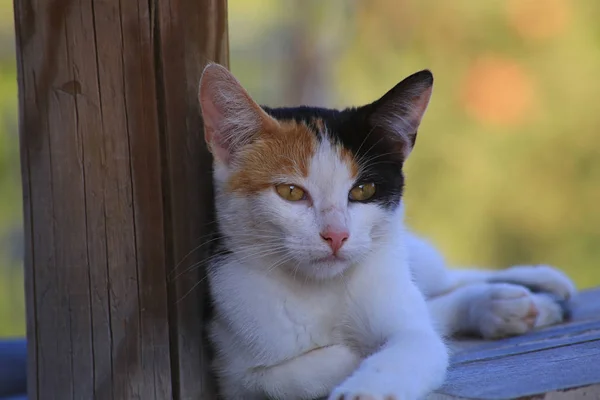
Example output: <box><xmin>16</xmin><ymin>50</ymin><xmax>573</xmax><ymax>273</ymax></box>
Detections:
<box><xmin>199</xmin><ymin>64</ymin><xmax>575</xmax><ymax>400</ymax></box>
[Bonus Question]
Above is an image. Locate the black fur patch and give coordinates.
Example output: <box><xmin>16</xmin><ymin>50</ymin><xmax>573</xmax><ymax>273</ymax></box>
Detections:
<box><xmin>261</xmin><ymin>69</ymin><xmax>433</xmax><ymax>210</ymax></box>
<box><xmin>263</xmin><ymin>106</ymin><xmax>406</xmax><ymax>209</ymax></box>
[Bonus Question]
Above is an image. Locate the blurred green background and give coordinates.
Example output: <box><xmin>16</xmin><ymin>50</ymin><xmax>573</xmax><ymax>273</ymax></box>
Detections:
<box><xmin>0</xmin><ymin>0</ymin><xmax>599</xmax><ymax>337</ymax></box>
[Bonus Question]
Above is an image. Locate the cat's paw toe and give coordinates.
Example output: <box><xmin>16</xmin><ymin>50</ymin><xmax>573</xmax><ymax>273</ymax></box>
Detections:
<box><xmin>329</xmin><ymin>378</ymin><xmax>403</xmax><ymax>400</ymax></box>
<box><xmin>501</xmin><ymin>264</ymin><xmax>576</xmax><ymax>300</ymax></box>
<box><xmin>329</xmin><ymin>392</ymin><xmax>395</xmax><ymax>400</ymax></box>
<box><xmin>472</xmin><ymin>283</ymin><xmax>540</xmax><ymax>339</ymax></box>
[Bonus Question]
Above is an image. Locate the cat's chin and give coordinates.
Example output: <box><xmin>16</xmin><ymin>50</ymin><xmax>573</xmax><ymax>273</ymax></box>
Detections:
<box><xmin>302</xmin><ymin>257</ymin><xmax>353</xmax><ymax>281</ymax></box>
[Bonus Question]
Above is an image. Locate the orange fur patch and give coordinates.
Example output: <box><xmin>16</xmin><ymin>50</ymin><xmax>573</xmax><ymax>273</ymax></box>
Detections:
<box><xmin>311</xmin><ymin>117</ymin><xmax>325</xmax><ymax>133</ymax></box>
<box><xmin>228</xmin><ymin>120</ymin><xmax>318</xmax><ymax>193</ymax></box>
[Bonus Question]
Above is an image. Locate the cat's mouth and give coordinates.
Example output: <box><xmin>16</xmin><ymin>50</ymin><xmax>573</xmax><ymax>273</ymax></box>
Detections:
<box><xmin>313</xmin><ymin>254</ymin><xmax>347</xmax><ymax>264</ymax></box>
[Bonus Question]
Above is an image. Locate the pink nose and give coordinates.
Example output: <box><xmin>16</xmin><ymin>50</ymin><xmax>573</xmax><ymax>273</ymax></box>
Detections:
<box><xmin>320</xmin><ymin>230</ymin><xmax>349</xmax><ymax>254</ymax></box>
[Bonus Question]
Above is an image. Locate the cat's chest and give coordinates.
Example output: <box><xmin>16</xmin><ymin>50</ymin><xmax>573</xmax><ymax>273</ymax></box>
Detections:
<box><xmin>276</xmin><ymin>282</ymin><xmax>346</xmax><ymax>347</ymax></box>
<box><xmin>216</xmin><ymin>264</ymin><xmax>347</xmax><ymax>348</ymax></box>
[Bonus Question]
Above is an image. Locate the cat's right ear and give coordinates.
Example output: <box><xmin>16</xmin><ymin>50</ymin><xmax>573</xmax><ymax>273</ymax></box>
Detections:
<box><xmin>199</xmin><ymin>63</ymin><xmax>279</xmax><ymax>164</ymax></box>
<box><xmin>364</xmin><ymin>70</ymin><xmax>434</xmax><ymax>159</ymax></box>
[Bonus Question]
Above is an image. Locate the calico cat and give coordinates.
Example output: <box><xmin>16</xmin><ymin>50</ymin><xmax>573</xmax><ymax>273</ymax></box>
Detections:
<box><xmin>199</xmin><ymin>63</ymin><xmax>575</xmax><ymax>400</ymax></box>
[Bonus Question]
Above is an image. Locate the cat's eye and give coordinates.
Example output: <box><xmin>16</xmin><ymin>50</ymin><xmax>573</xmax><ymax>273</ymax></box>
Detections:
<box><xmin>349</xmin><ymin>182</ymin><xmax>376</xmax><ymax>202</ymax></box>
<box><xmin>275</xmin><ymin>184</ymin><xmax>307</xmax><ymax>202</ymax></box>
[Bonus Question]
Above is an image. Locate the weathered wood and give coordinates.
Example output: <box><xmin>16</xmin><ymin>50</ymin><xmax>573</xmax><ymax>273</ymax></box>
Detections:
<box><xmin>433</xmin><ymin>287</ymin><xmax>600</xmax><ymax>400</ymax></box>
<box><xmin>14</xmin><ymin>0</ymin><xmax>227</xmax><ymax>399</ymax></box>
<box><xmin>157</xmin><ymin>0</ymin><xmax>228</xmax><ymax>398</ymax></box>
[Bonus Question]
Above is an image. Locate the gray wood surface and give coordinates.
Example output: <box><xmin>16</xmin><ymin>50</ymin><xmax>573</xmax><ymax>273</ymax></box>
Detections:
<box><xmin>14</xmin><ymin>0</ymin><xmax>227</xmax><ymax>398</ymax></box>
<box><xmin>433</xmin><ymin>287</ymin><xmax>600</xmax><ymax>400</ymax></box>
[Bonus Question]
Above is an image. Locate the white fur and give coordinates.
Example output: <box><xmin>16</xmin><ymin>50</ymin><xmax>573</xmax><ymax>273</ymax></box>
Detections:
<box><xmin>207</xmin><ymin>133</ymin><xmax>576</xmax><ymax>400</ymax></box>
<box><xmin>209</xmin><ymin>141</ymin><xmax>574</xmax><ymax>400</ymax></box>
<box><xmin>201</xmin><ymin>64</ymin><xmax>577</xmax><ymax>400</ymax></box>
<box><xmin>209</xmin><ymin>135</ymin><xmax>448</xmax><ymax>400</ymax></box>
<box><xmin>408</xmin><ymin>234</ymin><xmax>575</xmax><ymax>339</ymax></box>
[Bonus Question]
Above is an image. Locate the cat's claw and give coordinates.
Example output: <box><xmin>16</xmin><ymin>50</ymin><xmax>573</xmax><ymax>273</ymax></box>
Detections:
<box><xmin>470</xmin><ymin>282</ymin><xmax>565</xmax><ymax>339</ymax></box>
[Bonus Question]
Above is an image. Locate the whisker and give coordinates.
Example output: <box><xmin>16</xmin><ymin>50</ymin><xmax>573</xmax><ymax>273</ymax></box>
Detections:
<box><xmin>170</xmin><ymin>234</ymin><xmax>224</xmax><ymax>278</ymax></box>
<box><xmin>171</xmin><ymin>244</ymin><xmax>288</xmax><ymax>282</ymax></box>
<box><xmin>175</xmin><ymin>277</ymin><xmax>207</xmax><ymax>304</ymax></box>
<box><xmin>356</xmin><ymin>133</ymin><xmax>384</xmax><ymax>164</ymax></box>
<box><xmin>174</xmin><ymin>248</ymin><xmax>293</xmax><ymax>304</ymax></box>
<box><xmin>172</xmin><ymin>229</ymin><xmax>287</xmax><ymax>277</ymax></box>
<box><xmin>354</xmin><ymin>124</ymin><xmax>378</xmax><ymax>159</ymax></box>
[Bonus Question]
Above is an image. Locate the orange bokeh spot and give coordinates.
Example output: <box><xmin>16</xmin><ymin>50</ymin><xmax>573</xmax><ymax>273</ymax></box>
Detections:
<box><xmin>461</xmin><ymin>55</ymin><xmax>536</xmax><ymax>127</ymax></box>
<box><xmin>507</xmin><ymin>0</ymin><xmax>571</xmax><ymax>41</ymax></box>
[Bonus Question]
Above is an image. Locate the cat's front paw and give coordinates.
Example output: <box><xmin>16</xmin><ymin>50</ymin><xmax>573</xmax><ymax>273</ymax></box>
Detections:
<box><xmin>495</xmin><ymin>264</ymin><xmax>576</xmax><ymax>300</ymax></box>
<box><xmin>329</xmin><ymin>394</ymin><xmax>394</xmax><ymax>400</ymax></box>
<box><xmin>470</xmin><ymin>282</ymin><xmax>566</xmax><ymax>339</ymax></box>
<box><xmin>329</xmin><ymin>385</ymin><xmax>400</xmax><ymax>400</ymax></box>
<box><xmin>328</xmin><ymin>372</ymin><xmax>410</xmax><ymax>400</ymax></box>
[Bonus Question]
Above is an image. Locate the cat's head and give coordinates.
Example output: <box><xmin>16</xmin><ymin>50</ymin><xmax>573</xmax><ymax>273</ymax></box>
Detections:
<box><xmin>199</xmin><ymin>64</ymin><xmax>433</xmax><ymax>280</ymax></box>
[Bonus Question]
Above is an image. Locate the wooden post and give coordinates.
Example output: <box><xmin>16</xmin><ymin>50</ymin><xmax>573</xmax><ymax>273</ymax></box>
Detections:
<box><xmin>13</xmin><ymin>0</ymin><xmax>228</xmax><ymax>398</ymax></box>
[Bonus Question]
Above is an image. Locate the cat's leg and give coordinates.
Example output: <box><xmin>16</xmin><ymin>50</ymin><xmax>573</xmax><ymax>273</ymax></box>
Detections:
<box><xmin>407</xmin><ymin>233</ymin><xmax>575</xmax><ymax>339</ymax></box>
<box><xmin>329</xmin><ymin>251</ymin><xmax>448</xmax><ymax>400</ymax></box>
<box><xmin>432</xmin><ymin>266</ymin><xmax>575</xmax><ymax>338</ymax></box>
<box><xmin>441</xmin><ymin>265</ymin><xmax>576</xmax><ymax>300</ymax></box>
<box><xmin>407</xmin><ymin>232</ymin><xmax>576</xmax><ymax>299</ymax></box>
<box><xmin>221</xmin><ymin>344</ymin><xmax>361</xmax><ymax>400</ymax></box>
<box><xmin>427</xmin><ymin>282</ymin><xmax>566</xmax><ymax>339</ymax></box>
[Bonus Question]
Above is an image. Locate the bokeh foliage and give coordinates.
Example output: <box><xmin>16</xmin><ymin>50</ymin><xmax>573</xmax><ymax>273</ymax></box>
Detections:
<box><xmin>0</xmin><ymin>0</ymin><xmax>598</xmax><ymax>337</ymax></box>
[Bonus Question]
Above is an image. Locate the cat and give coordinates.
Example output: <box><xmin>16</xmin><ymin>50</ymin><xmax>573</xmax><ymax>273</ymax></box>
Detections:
<box><xmin>198</xmin><ymin>63</ymin><xmax>576</xmax><ymax>400</ymax></box>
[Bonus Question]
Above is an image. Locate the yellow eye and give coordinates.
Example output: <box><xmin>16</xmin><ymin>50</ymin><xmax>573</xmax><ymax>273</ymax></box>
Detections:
<box><xmin>349</xmin><ymin>182</ymin><xmax>376</xmax><ymax>201</ymax></box>
<box><xmin>275</xmin><ymin>184</ymin><xmax>306</xmax><ymax>201</ymax></box>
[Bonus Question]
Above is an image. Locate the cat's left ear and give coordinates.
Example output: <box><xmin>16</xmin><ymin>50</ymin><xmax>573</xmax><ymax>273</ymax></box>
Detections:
<box><xmin>366</xmin><ymin>70</ymin><xmax>433</xmax><ymax>158</ymax></box>
<box><xmin>198</xmin><ymin>63</ymin><xmax>279</xmax><ymax>165</ymax></box>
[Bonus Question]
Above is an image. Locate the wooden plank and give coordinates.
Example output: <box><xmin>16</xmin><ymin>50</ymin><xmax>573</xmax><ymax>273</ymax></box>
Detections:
<box><xmin>566</xmin><ymin>286</ymin><xmax>600</xmax><ymax>322</ymax></box>
<box><xmin>449</xmin><ymin>287</ymin><xmax>600</xmax><ymax>354</ymax></box>
<box><xmin>434</xmin><ymin>288</ymin><xmax>600</xmax><ymax>400</ymax></box>
<box><xmin>14</xmin><ymin>0</ymin><xmax>227</xmax><ymax>398</ymax></box>
<box><xmin>451</xmin><ymin>321</ymin><xmax>600</xmax><ymax>365</ymax></box>
<box><xmin>430</xmin><ymin>385</ymin><xmax>600</xmax><ymax>400</ymax></box>
<box><xmin>437</xmin><ymin>339</ymin><xmax>600</xmax><ymax>399</ymax></box>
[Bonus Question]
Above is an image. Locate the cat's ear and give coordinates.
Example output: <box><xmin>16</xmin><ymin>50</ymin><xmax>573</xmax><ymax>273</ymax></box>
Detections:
<box><xmin>366</xmin><ymin>70</ymin><xmax>433</xmax><ymax>158</ymax></box>
<box><xmin>199</xmin><ymin>63</ymin><xmax>279</xmax><ymax>164</ymax></box>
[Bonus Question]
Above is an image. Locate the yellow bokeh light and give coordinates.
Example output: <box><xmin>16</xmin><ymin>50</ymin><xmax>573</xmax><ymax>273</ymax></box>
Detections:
<box><xmin>507</xmin><ymin>0</ymin><xmax>571</xmax><ymax>41</ymax></box>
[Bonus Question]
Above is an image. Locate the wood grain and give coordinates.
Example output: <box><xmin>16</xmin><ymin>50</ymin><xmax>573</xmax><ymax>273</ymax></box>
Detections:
<box><xmin>14</xmin><ymin>0</ymin><xmax>228</xmax><ymax>398</ymax></box>
<box><xmin>157</xmin><ymin>0</ymin><xmax>228</xmax><ymax>398</ymax></box>
<box><xmin>434</xmin><ymin>287</ymin><xmax>600</xmax><ymax>400</ymax></box>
